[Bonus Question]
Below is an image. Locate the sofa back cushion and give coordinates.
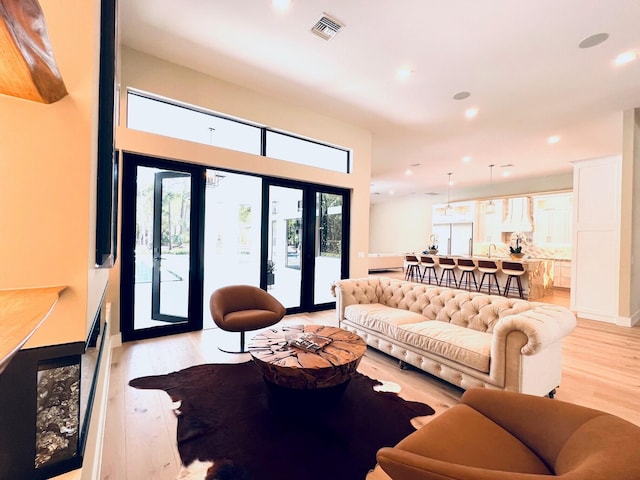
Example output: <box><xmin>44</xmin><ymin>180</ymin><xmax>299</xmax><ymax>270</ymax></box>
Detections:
<box><xmin>437</xmin><ymin>293</ymin><xmax>540</xmax><ymax>333</ymax></box>
<box><xmin>340</xmin><ymin>278</ymin><xmax>539</xmax><ymax>334</ymax></box>
<box><xmin>378</xmin><ymin>282</ymin><xmax>537</xmax><ymax>333</ymax></box>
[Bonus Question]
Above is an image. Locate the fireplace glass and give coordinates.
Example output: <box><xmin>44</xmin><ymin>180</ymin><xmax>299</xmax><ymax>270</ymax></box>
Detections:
<box><xmin>35</xmin><ymin>357</ymin><xmax>81</xmax><ymax>469</ymax></box>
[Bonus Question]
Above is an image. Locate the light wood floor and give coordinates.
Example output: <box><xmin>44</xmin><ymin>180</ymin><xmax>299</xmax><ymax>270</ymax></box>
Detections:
<box><xmin>101</xmin><ymin>286</ymin><xmax>640</xmax><ymax>480</ymax></box>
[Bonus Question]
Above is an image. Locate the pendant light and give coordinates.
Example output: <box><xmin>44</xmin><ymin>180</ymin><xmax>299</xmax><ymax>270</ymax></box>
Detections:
<box><xmin>486</xmin><ymin>164</ymin><xmax>496</xmax><ymax>214</ymax></box>
<box><xmin>445</xmin><ymin>172</ymin><xmax>453</xmax><ymax>216</ymax></box>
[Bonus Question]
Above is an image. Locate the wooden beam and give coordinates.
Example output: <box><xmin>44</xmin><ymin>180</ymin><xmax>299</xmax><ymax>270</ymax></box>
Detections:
<box><xmin>0</xmin><ymin>0</ymin><xmax>67</xmax><ymax>103</ymax></box>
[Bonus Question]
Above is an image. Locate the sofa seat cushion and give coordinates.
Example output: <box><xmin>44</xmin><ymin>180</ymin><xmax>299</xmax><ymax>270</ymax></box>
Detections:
<box><xmin>344</xmin><ymin>303</ymin><xmax>426</xmax><ymax>339</ymax></box>
<box><xmin>382</xmin><ymin>403</ymin><xmax>552</xmax><ymax>475</ymax></box>
<box><xmin>397</xmin><ymin>321</ymin><xmax>492</xmax><ymax>372</ymax></box>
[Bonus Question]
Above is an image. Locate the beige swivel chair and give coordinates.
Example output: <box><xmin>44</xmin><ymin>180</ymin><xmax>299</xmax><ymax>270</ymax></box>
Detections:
<box><xmin>209</xmin><ymin>285</ymin><xmax>285</xmax><ymax>353</ymax></box>
<box><xmin>378</xmin><ymin>388</ymin><xmax>640</xmax><ymax>480</ymax></box>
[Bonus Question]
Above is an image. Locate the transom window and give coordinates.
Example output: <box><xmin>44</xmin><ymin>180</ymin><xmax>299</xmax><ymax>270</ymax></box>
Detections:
<box><xmin>127</xmin><ymin>90</ymin><xmax>350</xmax><ymax>174</ymax></box>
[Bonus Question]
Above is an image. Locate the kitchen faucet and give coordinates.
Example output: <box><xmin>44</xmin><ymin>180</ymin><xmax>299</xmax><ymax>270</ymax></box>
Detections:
<box><xmin>488</xmin><ymin>244</ymin><xmax>496</xmax><ymax>258</ymax></box>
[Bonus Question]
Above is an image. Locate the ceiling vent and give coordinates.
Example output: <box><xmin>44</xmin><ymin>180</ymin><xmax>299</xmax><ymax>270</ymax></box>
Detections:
<box><xmin>311</xmin><ymin>13</ymin><xmax>345</xmax><ymax>40</ymax></box>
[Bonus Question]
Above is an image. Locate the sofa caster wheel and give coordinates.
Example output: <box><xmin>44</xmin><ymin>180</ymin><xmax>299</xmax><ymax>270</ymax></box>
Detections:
<box><xmin>548</xmin><ymin>388</ymin><xmax>556</xmax><ymax>399</ymax></box>
<box><xmin>399</xmin><ymin>361</ymin><xmax>408</xmax><ymax>370</ymax></box>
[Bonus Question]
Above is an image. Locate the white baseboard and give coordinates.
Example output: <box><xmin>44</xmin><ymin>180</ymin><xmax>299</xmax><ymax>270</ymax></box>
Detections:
<box><xmin>619</xmin><ymin>309</ymin><xmax>640</xmax><ymax>327</ymax></box>
<box><xmin>577</xmin><ymin>309</ymin><xmax>640</xmax><ymax>327</ymax></box>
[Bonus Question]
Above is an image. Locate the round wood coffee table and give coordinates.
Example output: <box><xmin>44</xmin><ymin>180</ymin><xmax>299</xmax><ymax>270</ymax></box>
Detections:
<box><xmin>248</xmin><ymin>324</ymin><xmax>366</xmax><ymax>395</ymax></box>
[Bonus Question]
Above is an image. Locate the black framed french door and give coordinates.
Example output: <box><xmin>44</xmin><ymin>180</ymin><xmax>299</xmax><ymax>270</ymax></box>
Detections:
<box><xmin>120</xmin><ymin>153</ymin><xmax>205</xmax><ymax>342</ymax></box>
<box><xmin>120</xmin><ymin>154</ymin><xmax>349</xmax><ymax>341</ymax></box>
<box><xmin>263</xmin><ymin>179</ymin><xmax>350</xmax><ymax>313</ymax></box>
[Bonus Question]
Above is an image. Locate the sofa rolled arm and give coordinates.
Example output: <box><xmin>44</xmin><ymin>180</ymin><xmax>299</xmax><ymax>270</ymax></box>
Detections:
<box><xmin>493</xmin><ymin>305</ymin><xmax>576</xmax><ymax>355</ymax></box>
<box><xmin>331</xmin><ymin>278</ymin><xmax>381</xmax><ymax>325</ymax></box>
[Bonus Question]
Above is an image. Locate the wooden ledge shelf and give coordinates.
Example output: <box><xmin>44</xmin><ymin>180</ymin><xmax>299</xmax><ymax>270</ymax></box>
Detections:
<box><xmin>0</xmin><ymin>285</ymin><xmax>66</xmax><ymax>374</ymax></box>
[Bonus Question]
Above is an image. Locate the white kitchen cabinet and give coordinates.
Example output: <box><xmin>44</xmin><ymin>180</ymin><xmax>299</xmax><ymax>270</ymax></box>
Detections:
<box><xmin>476</xmin><ymin>199</ymin><xmax>504</xmax><ymax>244</ymax></box>
<box><xmin>553</xmin><ymin>260</ymin><xmax>572</xmax><ymax>289</ymax></box>
<box><xmin>432</xmin><ymin>201</ymin><xmax>476</xmax><ymax>224</ymax></box>
<box><xmin>570</xmin><ymin>155</ymin><xmax>621</xmax><ymax>323</ymax></box>
<box><xmin>532</xmin><ymin>193</ymin><xmax>572</xmax><ymax>246</ymax></box>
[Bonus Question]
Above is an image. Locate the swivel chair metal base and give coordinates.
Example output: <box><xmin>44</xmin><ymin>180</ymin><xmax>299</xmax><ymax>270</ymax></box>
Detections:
<box><xmin>218</xmin><ymin>331</ymin><xmax>250</xmax><ymax>354</ymax></box>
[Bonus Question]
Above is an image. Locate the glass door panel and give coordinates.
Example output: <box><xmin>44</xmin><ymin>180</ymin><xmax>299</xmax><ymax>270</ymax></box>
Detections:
<box><xmin>264</xmin><ymin>182</ymin><xmax>348</xmax><ymax>312</ymax></box>
<box><xmin>314</xmin><ymin>192</ymin><xmax>343</xmax><ymax>305</ymax></box>
<box><xmin>202</xmin><ymin>170</ymin><xmax>262</xmax><ymax>328</ymax></box>
<box><xmin>151</xmin><ymin>171</ymin><xmax>191</xmax><ymax>321</ymax></box>
<box><xmin>267</xmin><ymin>185</ymin><xmax>303</xmax><ymax>309</ymax></box>
<box><xmin>121</xmin><ymin>153</ymin><xmax>203</xmax><ymax>342</ymax></box>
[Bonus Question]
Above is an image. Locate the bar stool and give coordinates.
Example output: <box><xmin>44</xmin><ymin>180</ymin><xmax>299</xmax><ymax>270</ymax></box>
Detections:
<box><xmin>405</xmin><ymin>254</ymin><xmax>421</xmax><ymax>281</ymax></box>
<box><xmin>456</xmin><ymin>258</ymin><xmax>478</xmax><ymax>291</ymax></box>
<box><xmin>502</xmin><ymin>261</ymin><xmax>526</xmax><ymax>298</ymax></box>
<box><xmin>438</xmin><ymin>257</ymin><xmax>458</xmax><ymax>288</ymax></box>
<box><xmin>477</xmin><ymin>259</ymin><xmax>501</xmax><ymax>295</ymax></box>
<box><xmin>419</xmin><ymin>255</ymin><xmax>438</xmax><ymax>285</ymax></box>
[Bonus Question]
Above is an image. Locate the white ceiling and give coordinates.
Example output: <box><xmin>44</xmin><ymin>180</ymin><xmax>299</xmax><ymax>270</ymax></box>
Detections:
<box><xmin>119</xmin><ymin>0</ymin><xmax>640</xmax><ymax>202</ymax></box>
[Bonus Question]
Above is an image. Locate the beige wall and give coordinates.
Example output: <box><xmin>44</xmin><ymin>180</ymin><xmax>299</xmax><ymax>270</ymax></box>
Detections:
<box><xmin>0</xmin><ymin>0</ymin><xmax>107</xmax><ymax>347</ymax></box>
<box><xmin>621</xmin><ymin>108</ymin><xmax>640</xmax><ymax>321</ymax></box>
<box><xmin>110</xmin><ymin>48</ymin><xmax>372</xmax><ymax>330</ymax></box>
<box><xmin>370</xmin><ymin>197</ymin><xmax>433</xmax><ymax>253</ymax></box>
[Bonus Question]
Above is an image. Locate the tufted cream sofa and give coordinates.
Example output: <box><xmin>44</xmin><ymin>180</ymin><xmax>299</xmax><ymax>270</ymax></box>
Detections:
<box><xmin>331</xmin><ymin>277</ymin><xmax>576</xmax><ymax>396</ymax></box>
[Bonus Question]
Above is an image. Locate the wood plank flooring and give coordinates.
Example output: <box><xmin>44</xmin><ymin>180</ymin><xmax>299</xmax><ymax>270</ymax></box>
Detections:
<box><xmin>101</xmin><ymin>285</ymin><xmax>640</xmax><ymax>479</ymax></box>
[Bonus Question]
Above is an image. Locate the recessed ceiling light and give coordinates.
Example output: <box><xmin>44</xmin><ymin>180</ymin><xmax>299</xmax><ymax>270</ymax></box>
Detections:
<box><xmin>453</xmin><ymin>91</ymin><xmax>471</xmax><ymax>100</ymax></box>
<box><xmin>462</xmin><ymin>156</ymin><xmax>472</xmax><ymax>163</ymax></box>
<box><xmin>548</xmin><ymin>135</ymin><xmax>560</xmax><ymax>144</ymax></box>
<box><xmin>578</xmin><ymin>33</ymin><xmax>609</xmax><ymax>49</ymax></box>
<box><xmin>615</xmin><ymin>50</ymin><xmax>638</xmax><ymax>66</ymax></box>
<box><xmin>465</xmin><ymin>107</ymin><xmax>478</xmax><ymax>119</ymax></box>
<box><xmin>405</xmin><ymin>169</ymin><xmax>413</xmax><ymax>176</ymax></box>
<box><xmin>396</xmin><ymin>66</ymin><xmax>413</xmax><ymax>80</ymax></box>
<box><xmin>271</xmin><ymin>0</ymin><xmax>291</xmax><ymax>12</ymax></box>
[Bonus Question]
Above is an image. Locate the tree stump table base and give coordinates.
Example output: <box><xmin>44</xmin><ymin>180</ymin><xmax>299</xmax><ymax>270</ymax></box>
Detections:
<box><xmin>248</xmin><ymin>324</ymin><xmax>367</xmax><ymax>405</ymax></box>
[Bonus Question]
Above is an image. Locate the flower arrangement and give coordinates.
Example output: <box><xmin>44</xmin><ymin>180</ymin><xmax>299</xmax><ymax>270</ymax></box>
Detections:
<box><xmin>510</xmin><ymin>232</ymin><xmax>526</xmax><ymax>254</ymax></box>
<box><xmin>427</xmin><ymin>234</ymin><xmax>439</xmax><ymax>252</ymax></box>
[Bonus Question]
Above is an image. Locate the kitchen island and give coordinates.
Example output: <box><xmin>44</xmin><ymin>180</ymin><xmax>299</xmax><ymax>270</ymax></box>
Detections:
<box><xmin>419</xmin><ymin>255</ymin><xmax>554</xmax><ymax>301</ymax></box>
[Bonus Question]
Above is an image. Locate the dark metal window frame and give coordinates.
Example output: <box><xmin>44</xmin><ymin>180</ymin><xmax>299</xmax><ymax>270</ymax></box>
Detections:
<box><xmin>126</xmin><ymin>89</ymin><xmax>351</xmax><ymax>174</ymax></box>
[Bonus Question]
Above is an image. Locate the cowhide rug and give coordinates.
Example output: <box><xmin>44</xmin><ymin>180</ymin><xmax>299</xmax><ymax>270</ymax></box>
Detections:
<box><xmin>129</xmin><ymin>361</ymin><xmax>434</xmax><ymax>480</ymax></box>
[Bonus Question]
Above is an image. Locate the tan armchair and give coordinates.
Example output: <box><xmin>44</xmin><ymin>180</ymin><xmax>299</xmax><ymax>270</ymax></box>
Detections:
<box><xmin>209</xmin><ymin>285</ymin><xmax>285</xmax><ymax>353</ymax></box>
<box><xmin>377</xmin><ymin>388</ymin><xmax>640</xmax><ymax>479</ymax></box>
